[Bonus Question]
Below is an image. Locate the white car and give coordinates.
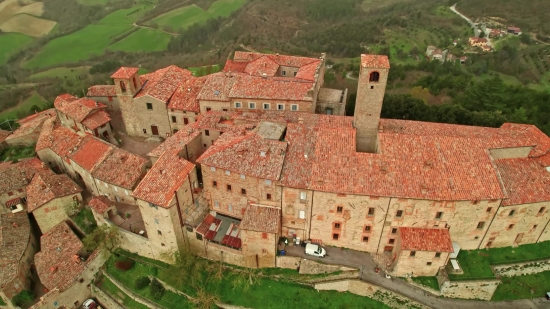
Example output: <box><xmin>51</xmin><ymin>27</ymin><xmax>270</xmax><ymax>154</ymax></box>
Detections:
<box><xmin>305</xmin><ymin>243</ymin><xmax>326</xmax><ymax>257</ymax></box>
<box><xmin>82</xmin><ymin>299</ymin><xmax>97</xmax><ymax>309</ymax></box>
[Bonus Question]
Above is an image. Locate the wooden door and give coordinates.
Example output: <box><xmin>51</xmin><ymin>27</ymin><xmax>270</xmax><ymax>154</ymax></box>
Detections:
<box><xmin>151</xmin><ymin>125</ymin><xmax>159</xmax><ymax>135</ymax></box>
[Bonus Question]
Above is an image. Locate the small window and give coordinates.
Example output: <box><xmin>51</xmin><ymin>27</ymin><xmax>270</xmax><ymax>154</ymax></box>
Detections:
<box><xmin>7</xmin><ymin>192</ymin><xmax>13</xmax><ymax>196</ymax></box>
<box><xmin>291</xmin><ymin>104</ymin><xmax>298</xmax><ymax>111</ymax></box>
<box><xmin>240</xmin><ymin>174</ymin><xmax>245</xmax><ymax>179</ymax></box>
<box><xmin>300</xmin><ymin>192</ymin><xmax>307</xmax><ymax>201</ymax></box>
<box><xmin>205</xmin><ymin>130</ymin><xmax>210</xmax><ymax>136</ymax></box>
<box><xmin>368</xmin><ymin>208</ymin><xmax>375</xmax><ymax>216</ymax></box>
<box><xmin>263</xmin><ymin>103</ymin><xmax>270</xmax><ymax>110</ymax></box>
<box><xmin>426</xmin><ymin>262</ymin><xmax>432</xmax><ymax>266</ymax></box>
<box><xmin>146</xmin><ymin>103</ymin><xmax>153</xmax><ymax>110</ymax></box>
<box><xmin>154</xmin><ymin>218</ymin><xmax>159</xmax><ymax>224</ymax></box>
<box><xmin>293</xmin><ymin>72</ymin><xmax>297</xmax><ymax>76</ymax></box>
<box><xmin>265</xmin><ymin>179</ymin><xmax>272</xmax><ymax>185</ymax></box>
<box><xmin>539</xmin><ymin>207</ymin><xmax>545</xmax><ymax>213</ymax></box>
<box><xmin>203</xmin><ymin>144</ymin><xmax>207</xmax><ymax>147</ymax></box>
<box><xmin>210</xmin><ymin>166</ymin><xmax>216</xmax><ymax>171</ymax></box>
<box><xmin>436</xmin><ymin>212</ymin><xmax>443</xmax><ymax>219</ymax></box>
<box><xmin>206</xmin><ymin>107</ymin><xmax>212</xmax><ymax>112</ymax></box>
<box><xmin>277</xmin><ymin>104</ymin><xmax>284</xmax><ymax>110</ymax></box>
<box><xmin>396</xmin><ymin>210</ymin><xmax>403</xmax><ymax>217</ymax></box>
<box><xmin>391</xmin><ymin>228</ymin><xmax>397</xmax><ymax>234</ymax></box>
<box><xmin>186</xmin><ymin>226</ymin><xmax>193</xmax><ymax>232</ymax></box>
<box><xmin>158</xmin><ymin>230</ymin><xmax>162</xmax><ymax>235</ymax></box>
<box><xmin>362</xmin><ymin>236</ymin><xmax>369</xmax><ymax>242</ymax></box>
<box><xmin>410</xmin><ymin>251</ymin><xmax>416</xmax><ymax>257</ymax></box>
<box><xmin>282</xmin><ymin>70</ymin><xmax>286</xmax><ymax>76</ymax></box>
<box><xmin>369</xmin><ymin>71</ymin><xmax>380</xmax><ymax>82</ymax></box>
<box><xmin>212</xmin><ymin>181</ymin><xmax>217</xmax><ymax>187</ymax></box>
<box><xmin>389</xmin><ymin>238</ymin><xmax>395</xmax><ymax>245</ymax></box>
<box><xmin>473</xmin><ymin>200</ymin><xmax>480</xmax><ymax>205</ymax></box>
<box><xmin>365</xmin><ymin>225</ymin><xmax>371</xmax><ymax>232</ymax></box>
<box><xmin>435</xmin><ymin>252</ymin><xmax>441</xmax><ymax>258</ymax></box>
<box><xmin>241</xmin><ymin>188</ymin><xmax>246</xmax><ymax>195</ymax></box>
<box><xmin>266</xmin><ymin>193</ymin><xmax>272</xmax><ymax>200</ymax></box>
<box><xmin>214</xmin><ymin>200</ymin><xmax>219</xmax><ymax>208</ymax></box>
<box><xmin>370</xmin><ymin>86</ymin><xmax>374</xmax><ymax>89</ymax></box>
<box><xmin>333</xmin><ymin>233</ymin><xmax>339</xmax><ymax>240</ymax></box>
<box><xmin>249</xmin><ymin>102</ymin><xmax>256</xmax><ymax>109</ymax></box>
<box><xmin>337</xmin><ymin>206</ymin><xmax>343</xmax><ymax>213</ymax></box>
<box><xmin>533</xmin><ymin>225</ymin><xmax>538</xmax><ymax>230</ymax></box>
<box><xmin>17</xmin><ymin>188</ymin><xmax>23</xmax><ymax>193</ymax></box>
<box><xmin>171</xmin><ymin>116</ymin><xmax>177</xmax><ymax>123</ymax></box>
<box><xmin>477</xmin><ymin>221</ymin><xmax>485</xmax><ymax>229</ymax></box>
<box><xmin>508</xmin><ymin>224</ymin><xmax>514</xmax><ymax>229</ymax></box>
<box><xmin>227</xmin><ymin>185</ymin><xmax>232</xmax><ymax>191</ymax></box>
<box><xmin>262</xmin><ymin>232</ymin><xmax>268</xmax><ymax>239</ymax></box>
<box><xmin>334</xmin><ymin>223</ymin><xmax>341</xmax><ymax>229</ymax></box>
<box><xmin>509</xmin><ymin>210</ymin><xmax>515</xmax><ymax>216</ymax></box>
<box><xmin>235</xmin><ymin>102</ymin><xmax>242</xmax><ymax>108</ymax></box>
<box><xmin>225</xmin><ymin>170</ymin><xmax>230</xmax><ymax>175</ymax></box>
<box><xmin>196</xmin><ymin>233</ymin><xmax>203</xmax><ymax>240</ymax></box>
<box><xmin>228</xmin><ymin>204</ymin><xmax>233</xmax><ymax>211</ymax></box>
<box><xmin>487</xmin><ymin>207</ymin><xmax>492</xmax><ymax>212</ymax></box>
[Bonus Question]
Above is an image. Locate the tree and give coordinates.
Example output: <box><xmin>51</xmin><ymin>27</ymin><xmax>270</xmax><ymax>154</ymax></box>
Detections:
<box><xmin>82</xmin><ymin>225</ymin><xmax>120</xmax><ymax>253</ymax></box>
<box><xmin>409</xmin><ymin>86</ymin><xmax>431</xmax><ymax>103</ymax></box>
<box><xmin>519</xmin><ymin>33</ymin><xmax>531</xmax><ymax>44</ymax></box>
<box><xmin>324</xmin><ymin>71</ymin><xmax>336</xmax><ymax>86</ymax></box>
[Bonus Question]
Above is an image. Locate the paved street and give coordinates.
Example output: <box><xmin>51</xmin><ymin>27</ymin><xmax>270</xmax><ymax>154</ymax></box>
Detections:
<box><xmin>285</xmin><ymin>245</ymin><xmax>548</xmax><ymax>309</ymax></box>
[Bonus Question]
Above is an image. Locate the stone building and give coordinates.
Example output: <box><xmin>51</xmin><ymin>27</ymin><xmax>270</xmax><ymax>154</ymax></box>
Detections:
<box><xmin>26</xmin><ymin>173</ymin><xmax>83</xmax><ymax>233</ymax></box>
<box><xmin>0</xmin><ymin>212</ymin><xmax>36</xmax><ymax>304</ymax></box>
<box><xmin>0</xmin><ymin>158</ymin><xmax>49</xmax><ymax>214</ymax></box>
<box><xmin>4</xmin><ymin>109</ymin><xmax>56</xmax><ymax>146</ymax></box>
<box><xmin>86</xmin><ymin>85</ymin><xmax>118</xmax><ymax>111</ymax></box>
<box><xmin>468</xmin><ymin>37</ymin><xmax>488</xmax><ymax>47</ymax></box>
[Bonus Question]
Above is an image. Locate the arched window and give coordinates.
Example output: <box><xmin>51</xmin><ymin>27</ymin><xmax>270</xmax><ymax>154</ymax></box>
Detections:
<box><xmin>133</xmin><ymin>77</ymin><xmax>137</xmax><ymax>89</ymax></box>
<box><xmin>369</xmin><ymin>71</ymin><xmax>380</xmax><ymax>82</ymax></box>
<box><xmin>120</xmin><ymin>81</ymin><xmax>126</xmax><ymax>92</ymax></box>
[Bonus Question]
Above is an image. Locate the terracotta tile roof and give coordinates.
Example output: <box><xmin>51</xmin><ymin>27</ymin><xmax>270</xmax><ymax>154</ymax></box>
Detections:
<box><xmin>295</xmin><ymin>60</ymin><xmax>320</xmax><ymax>81</ymax></box>
<box><xmin>197</xmin><ymin>72</ymin><xmax>237</xmax><ymax>102</ymax></box>
<box><xmin>240</xmin><ymin>204</ymin><xmax>280</xmax><ymax>234</ymax></box>
<box><xmin>0</xmin><ymin>212</ymin><xmax>30</xmax><ymax>287</ymax></box>
<box><xmin>70</xmin><ymin>135</ymin><xmax>114</xmax><ymax>172</ymax></box>
<box><xmin>37</xmin><ymin>126</ymin><xmax>82</xmax><ymax>162</ymax></box>
<box><xmin>399</xmin><ymin>227</ymin><xmax>453</xmax><ymax>252</ymax></box>
<box><xmin>35</xmin><ymin>222</ymin><xmax>93</xmax><ymax>291</ymax></box>
<box><xmin>53</xmin><ymin>94</ymin><xmax>78</xmax><ymax>110</ymax></box>
<box><xmin>86</xmin><ymin>85</ymin><xmax>116</xmax><ymax>97</ymax></box>
<box><xmin>88</xmin><ymin>196</ymin><xmax>112</xmax><ymax>214</ymax></box>
<box><xmin>133</xmin><ymin>149</ymin><xmax>195</xmax><ymax>207</ymax></box>
<box><xmin>111</xmin><ymin>67</ymin><xmax>139</xmax><ymax>79</ymax></box>
<box><xmin>147</xmin><ymin>127</ymin><xmax>201</xmax><ymax>158</ymax></box>
<box><xmin>56</xmin><ymin>98</ymin><xmax>106</xmax><ymax>123</ymax></box>
<box><xmin>92</xmin><ymin>148</ymin><xmax>146</xmax><ymax>190</ymax></box>
<box><xmin>361</xmin><ymin>54</ymin><xmax>390</xmax><ymax>69</ymax></box>
<box><xmin>6</xmin><ymin>110</ymin><xmax>55</xmax><ymax>142</ymax></box>
<box><xmin>234</xmin><ymin>52</ymin><xmax>320</xmax><ymax>68</ymax></box>
<box><xmin>81</xmin><ymin>110</ymin><xmax>111</xmax><ymax>130</ymax></box>
<box><xmin>279</xmin><ymin>123</ymin><xmax>318</xmax><ymax>188</ymax></box>
<box><xmin>0</xmin><ymin>158</ymin><xmax>46</xmax><ymax>194</ymax></box>
<box><xmin>244</xmin><ymin>55</ymin><xmax>279</xmax><ymax>77</ymax></box>
<box><xmin>35</xmin><ymin>117</ymin><xmax>57</xmax><ymax>152</ymax></box>
<box><xmin>166</xmin><ymin>76</ymin><xmax>207</xmax><ymax>112</ymax></box>
<box><xmin>17</xmin><ymin>109</ymin><xmax>56</xmax><ymax>125</ymax></box>
<box><xmin>26</xmin><ymin>173</ymin><xmax>82</xmax><ymax>212</ymax></box>
<box><xmin>229</xmin><ymin>75</ymin><xmax>314</xmax><ymax>101</ymax></box>
<box><xmin>496</xmin><ymin>157</ymin><xmax>550</xmax><ymax>206</ymax></box>
<box><xmin>136</xmin><ymin>65</ymin><xmax>194</xmax><ymax>102</ymax></box>
<box><xmin>223</xmin><ymin>60</ymin><xmax>248</xmax><ymax>73</ymax></box>
<box><xmin>198</xmin><ymin>131</ymin><xmax>287</xmax><ymax>180</ymax></box>
<box><xmin>192</xmin><ymin>111</ymin><xmax>247</xmax><ymax>132</ymax></box>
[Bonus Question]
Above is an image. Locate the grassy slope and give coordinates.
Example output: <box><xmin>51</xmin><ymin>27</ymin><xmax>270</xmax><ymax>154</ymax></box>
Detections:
<box><xmin>29</xmin><ymin>66</ymin><xmax>91</xmax><ymax>79</ymax></box>
<box><xmin>77</xmin><ymin>0</ymin><xmax>109</xmax><ymax>6</ymax></box>
<box><xmin>411</xmin><ymin>276</ymin><xmax>440</xmax><ymax>291</ymax></box>
<box><xmin>492</xmin><ymin>270</ymin><xmax>550</xmax><ymax>301</ymax></box>
<box><xmin>0</xmin><ymin>145</ymin><xmax>36</xmax><ymax>162</ymax></box>
<box><xmin>98</xmin><ymin>277</ymin><xmax>150</xmax><ymax>309</ymax></box>
<box><xmin>150</xmin><ymin>0</ymin><xmax>246</xmax><ymax>31</ymax></box>
<box><xmin>0</xmin><ymin>92</ymin><xmax>50</xmax><ymax>120</ymax></box>
<box><xmin>0</xmin><ymin>33</ymin><xmax>33</xmax><ymax>65</ymax></box>
<box><xmin>109</xmin><ymin>28</ymin><xmax>171</xmax><ymax>52</ymax></box>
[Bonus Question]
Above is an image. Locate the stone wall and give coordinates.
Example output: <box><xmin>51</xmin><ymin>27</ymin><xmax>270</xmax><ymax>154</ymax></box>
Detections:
<box><xmin>199</xmin><ymin>100</ymin><xmax>230</xmax><ymax>114</ymax></box>
<box><xmin>168</xmin><ymin>110</ymin><xmax>198</xmax><ymax>134</ymax></box>
<box><xmin>276</xmin><ymin>256</ymin><xmax>301</xmax><ymax>269</ymax></box>
<box><xmin>33</xmin><ymin>194</ymin><xmax>82</xmax><ymax>233</ymax></box>
<box><xmin>133</xmin><ymin>95</ymin><xmax>171</xmax><ymax>138</ymax></box>
<box><xmin>91</xmin><ymin>285</ymin><xmax>125</xmax><ymax>309</ymax></box>
<box><xmin>493</xmin><ymin>259</ymin><xmax>550</xmax><ymax>277</ymax></box>
<box><xmin>440</xmin><ymin>279</ymin><xmax>500</xmax><ymax>300</ymax></box>
<box><xmin>280</xmin><ymin>187</ymin><xmax>313</xmax><ymax>240</ymax></box>
<box><xmin>240</xmin><ymin>229</ymin><xmax>277</xmax><ymax>268</ymax></box>
<box><xmin>185</xmin><ymin>228</ymin><xmax>248</xmax><ymax>267</ymax></box>
<box><xmin>229</xmin><ymin>98</ymin><xmax>313</xmax><ymax>114</ymax></box>
<box><xmin>391</xmin><ymin>250</ymin><xmax>449</xmax><ymax>277</ymax></box>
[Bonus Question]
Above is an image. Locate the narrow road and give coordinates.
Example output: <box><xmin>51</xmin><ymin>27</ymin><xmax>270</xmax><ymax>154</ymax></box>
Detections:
<box><xmin>132</xmin><ymin>22</ymin><xmax>178</xmax><ymax>35</ymax></box>
<box><xmin>449</xmin><ymin>3</ymin><xmax>476</xmax><ymax>28</ymax></box>
<box><xmin>346</xmin><ymin>71</ymin><xmax>358</xmax><ymax>80</ymax></box>
<box><xmin>285</xmin><ymin>246</ymin><xmax>548</xmax><ymax>309</ymax></box>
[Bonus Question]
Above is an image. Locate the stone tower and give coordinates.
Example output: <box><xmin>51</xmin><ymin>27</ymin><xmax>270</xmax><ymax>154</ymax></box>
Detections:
<box><xmin>354</xmin><ymin>54</ymin><xmax>390</xmax><ymax>153</ymax></box>
<box><xmin>111</xmin><ymin>67</ymin><xmax>141</xmax><ymax>136</ymax></box>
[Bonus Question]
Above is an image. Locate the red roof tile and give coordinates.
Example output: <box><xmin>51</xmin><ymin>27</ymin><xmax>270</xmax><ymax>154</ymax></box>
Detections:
<box><xmin>37</xmin><ymin>126</ymin><xmax>82</xmax><ymax>162</ymax></box>
<box><xmin>111</xmin><ymin>67</ymin><xmax>139</xmax><ymax>79</ymax></box>
<box><xmin>56</xmin><ymin>98</ymin><xmax>106</xmax><ymax>123</ymax></box>
<box><xmin>6</xmin><ymin>111</ymin><xmax>55</xmax><ymax>142</ymax></box>
<box><xmin>361</xmin><ymin>54</ymin><xmax>390</xmax><ymax>69</ymax></box>
<box><xmin>244</xmin><ymin>55</ymin><xmax>279</xmax><ymax>77</ymax></box>
<box><xmin>241</xmin><ymin>204</ymin><xmax>280</xmax><ymax>233</ymax></box>
<box><xmin>86</xmin><ymin>85</ymin><xmax>116</xmax><ymax>97</ymax></box>
<box><xmin>136</xmin><ymin>65</ymin><xmax>194</xmax><ymax>102</ymax></box>
<box><xmin>18</xmin><ymin>109</ymin><xmax>56</xmax><ymax>125</ymax></box>
<box><xmin>197</xmin><ymin>72</ymin><xmax>237</xmax><ymax>102</ymax></box>
<box><xmin>0</xmin><ymin>212</ymin><xmax>30</xmax><ymax>287</ymax></box>
<box><xmin>295</xmin><ymin>61</ymin><xmax>320</xmax><ymax>81</ymax></box>
<box><xmin>26</xmin><ymin>173</ymin><xmax>82</xmax><ymax>212</ymax></box>
<box><xmin>399</xmin><ymin>227</ymin><xmax>453</xmax><ymax>252</ymax></box>
<box><xmin>92</xmin><ymin>148</ymin><xmax>146</xmax><ymax>190</ymax></box>
<box><xmin>148</xmin><ymin>127</ymin><xmax>201</xmax><ymax>158</ymax></box>
<box><xmin>196</xmin><ymin>214</ymin><xmax>217</xmax><ymax>235</ymax></box>
<box><xmin>133</xmin><ymin>149</ymin><xmax>195</xmax><ymax>207</ymax></box>
<box><xmin>496</xmin><ymin>157</ymin><xmax>550</xmax><ymax>206</ymax></box>
<box><xmin>54</xmin><ymin>94</ymin><xmax>78</xmax><ymax>110</ymax></box>
<box><xmin>229</xmin><ymin>75</ymin><xmax>314</xmax><ymax>101</ymax></box>
<box><xmin>223</xmin><ymin>60</ymin><xmax>248</xmax><ymax>73</ymax></box>
<box><xmin>0</xmin><ymin>158</ymin><xmax>47</xmax><ymax>194</ymax></box>
<box><xmin>88</xmin><ymin>196</ymin><xmax>112</xmax><ymax>214</ymax></box>
<box><xmin>35</xmin><ymin>117</ymin><xmax>57</xmax><ymax>152</ymax></box>
<box><xmin>234</xmin><ymin>52</ymin><xmax>320</xmax><ymax>68</ymax></box>
<box><xmin>70</xmin><ymin>136</ymin><xmax>113</xmax><ymax>172</ymax></box>
<box><xmin>81</xmin><ymin>110</ymin><xmax>111</xmax><ymax>130</ymax></box>
<box><xmin>166</xmin><ymin>76</ymin><xmax>207</xmax><ymax>112</ymax></box>
<box><xmin>197</xmin><ymin>131</ymin><xmax>287</xmax><ymax>180</ymax></box>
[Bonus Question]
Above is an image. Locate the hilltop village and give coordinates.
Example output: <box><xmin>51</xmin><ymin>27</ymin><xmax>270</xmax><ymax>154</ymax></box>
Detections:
<box><xmin>2</xmin><ymin>51</ymin><xmax>550</xmax><ymax>308</ymax></box>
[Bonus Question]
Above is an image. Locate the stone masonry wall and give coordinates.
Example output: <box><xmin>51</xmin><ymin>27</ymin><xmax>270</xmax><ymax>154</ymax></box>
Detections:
<box><xmin>493</xmin><ymin>258</ymin><xmax>550</xmax><ymax>277</ymax></box>
<box><xmin>440</xmin><ymin>279</ymin><xmax>500</xmax><ymax>300</ymax></box>
<box><xmin>133</xmin><ymin>95</ymin><xmax>171</xmax><ymax>138</ymax></box>
<box><xmin>33</xmin><ymin>194</ymin><xmax>82</xmax><ymax>233</ymax></box>
<box><xmin>391</xmin><ymin>250</ymin><xmax>449</xmax><ymax>277</ymax></box>
<box><xmin>280</xmin><ymin>187</ymin><xmax>313</xmax><ymax>240</ymax></box>
<box><xmin>241</xmin><ymin>229</ymin><xmax>277</xmax><ymax>268</ymax></box>
<box><xmin>229</xmin><ymin>98</ymin><xmax>312</xmax><ymax>114</ymax></box>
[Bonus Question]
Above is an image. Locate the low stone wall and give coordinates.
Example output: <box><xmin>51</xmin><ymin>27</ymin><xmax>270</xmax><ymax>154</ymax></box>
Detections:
<box><xmin>91</xmin><ymin>285</ymin><xmax>125</xmax><ymax>309</ymax></box>
<box><xmin>407</xmin><ymin>278</ymin><xmax>442</xmax><ymax>296</ymax></box>
<box><xmin>102</xmin><ymin>271</ymin><xmax>165</xmax><ymax>309</ymax></box>
<box><xmin>493</xmin><ymin>259</ymin><xmax>550</xmax><ymax>277</ymax></box>
<box><xmin>314</xmin><ymin>279</ymin><xmax>429</xmax><ymax>309</ymax></box>
<box><xmin>276</xmin><ymin>256</ymin><xmax>301</xmax><ymax>269</ymax></box>
<box><xmin>440</xmin><ymin>279</ymin><xmax>500</xmax><ymax>300</ymax></box>
<box><xmin>299</xmin><ymin>259</ymin><xmax>356</xmax><ymax>275</ymax></box>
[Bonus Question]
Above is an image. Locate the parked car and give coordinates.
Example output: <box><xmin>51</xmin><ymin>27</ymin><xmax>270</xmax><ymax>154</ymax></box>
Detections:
<box><xmin>546</xmin><ymin>292</ymin><xmax>550</xmax><ymax>300</ymax></box>
<box><xmin>305</xmin><ymin>243</ymin><xmax>326</xmax><ymax>257</ymax></box>
<box><xmin>82</xmin><ymin>299</ymin><xmax>97</xmax><ymax>309</ymax></box>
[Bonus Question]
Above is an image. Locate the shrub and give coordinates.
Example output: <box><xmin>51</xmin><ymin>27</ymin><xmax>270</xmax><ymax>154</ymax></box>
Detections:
<box><xmin>114</xmin><ymin>258</ymin><xmax>134</xmax><ymax>271</ymax></box>
<box><xmin>135</xmin><ymin>276</ymin><xmax>151</xmax><ymax>290</ymax></box>
<box><xmin>150</xmin><ymin>278</ymin><xmax>165</xmax><ymax>300</ymax></box>
<box><xmin>12</xmin><ymin>290</ymin><xmax>34</xmax><ymax>307</ymax></box>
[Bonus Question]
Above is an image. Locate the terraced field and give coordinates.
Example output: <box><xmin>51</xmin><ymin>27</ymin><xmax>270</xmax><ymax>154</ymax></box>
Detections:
<box><xmin>0</xmin><ymin>32</ymin><xmax>33</xmax><ymax>65</ymax></box>
<box><xmin>0</xmin><ymin>0</ymin><xmax>56</xmax><ymax>37</ymax></box>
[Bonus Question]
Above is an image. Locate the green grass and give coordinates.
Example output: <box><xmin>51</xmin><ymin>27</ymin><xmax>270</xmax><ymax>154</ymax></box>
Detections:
<box><xmin>411</xmin><ymin>276</ymin><xmax>440</xmax><ymax>291</ymax></box>
<box><xmin>97</xmin><ymin>276</ymin><xmax>150</xmax><ymax>309</ymax></box>
<box><xmin>77</xmin><ymin>0</ymin><xmax>109</xmax><ymax>5</ymax></box>
<box><xmin>25</xmin><ymin>24</ymin><xmax>132</xmax><ymax>69</ymax></box>
<box><xmin>109</xmin><ymin>28</ymin><xmax>172</xmax><ymax>52</ymax></box>
<box><xmin>478</xmin><ymin>71</ymin><xmax>522</xmax><ymax>86</ymax></box>
<box><xmin>72</xmin><ymin>208</ymin><xmax>98</xmax><ymax>234</ymax></box>
<box><xmin>149</xmin><ymin>0</ymin><xmax>246</xmax><ymax>31</ymax></box>
<box><xmin>0</xmin><ymin>145</ymin><xmax>36</xmax><ymax>162</ymax></box>
<box><xmin>0</xmin><ymin>297</ymin><xmax>6</xmax><ymax>306</ymax></box>
<box><xmin>138</xmin><ymin>68</ymin><xmax>149</xmax><ymax>75</ymax></box>
<box><xmin>99</xmin><ymin>2</ymin><xmax>158</xmax><ymax>24</ymax></box>
<box><xmin>29</xmin><ymin>66</ymin><xmax>91</xmax><ymax>80</ymax></box>
<box><xmin>187</xmin><ymin>64</ymin><xmax>220</xmax><ymax>76</ymax></box>
<box><xmin>0</xmin><ymin>92</ymin><xmax>50</xmax><ymax>120</ymax></box>
<box><xmin>0</xmin><ymin>33</ymin><xmax>34</xmax><ymax>66</ymax></box>
<box><xmin>492</xmin><ymin>270</ymin><xmax>550</xmax><ymax>301</ymax></box>
<box><xmin>450</xmin><ymin>241</ymin><xmax>550</xmax><ymax>280</ymax></box>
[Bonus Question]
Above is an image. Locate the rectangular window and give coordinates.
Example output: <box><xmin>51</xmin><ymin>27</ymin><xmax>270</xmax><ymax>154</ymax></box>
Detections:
<box><xmin>263</xmin><ymin>103</ymin><xmax>270</xmax><ymax>110</ymax></box>
<box><xmin>391</xmin><ymin>228</ymin><xmax>397</xmax><ymax>234</ymax></box>
<box><xmin>108</xmin><ymin>96</ymin><xmax>113</xmax><ymax>102</ymax></box>
<box><xmin>396</xmin><ymin>210</ymin><xmax>403</xmax><ymax>218</ymax></box>
<box><xmin>282</xmin><ymin>70</ymin><xmax>286</xmax><ymax>76</ymax></box>
<box><xmin>277</xmin><ymin>104</ymin><xmax>284</xmax><ymax>110</ymax></box>
<box><xmin>333</xmin><ymin>233</ymin><xmax>339</xmax><ymax>240</ymax></box>
<box><xmin>365</xmin><ymin>225</ymin><xmax>371</xmax><ymax>232</ymax></box>
<box><xmin>337</xmin><ymin>206</ymin><xmax>343</xmax><ymax>213</ymax></box>
<box><xmin>291</xmin><ymin>104</ymin><xmax>298</xmax><ymax>111</ymax></box>
<box><xmin>265</xmin><ymin>179</ymin><xmax>272</xmax><ymax>185</ymax></box>
<box><xmin>186</xmin><ymin>226</ymin><xmax>193</xmax><ymax>232</ymax></box>
<box><xmin>389</xmin><ymin>239</ymin><xmax>395</xmax><ymax>245</ymax></box>
<box><xmin>228</xmin><ymin>204</ymin><xmax>233</xmax><ymax>211</ymax></box>
<box><xmin>227</xmin><ymin>184</ymin><xmax>232</xmax><ymax>191</ymax></box>
<box><xmin>205</xmin><ymin>130</ymin><xmax>210</xmax><ymax>136</ymax></box>
<box><xmin>235</xmin><ymin>102</ymin><xmax>242</xmax><ymax>108</ymax></box>
<box><xmin>533</xmin><ymin>225</ymin><xmax>538</xmax><ymax>230</ymax></box>
<box><xmin>508</xmin><ymin>224</ymin><xmax>514</xmax><ymax>229</ymax></box>
<box><xmin>262</xmin><ymin>232</ymin><xmax>268</xmax><ymax>239</ymax></box>
<box><xmin>214</xmin><ymin>200</ymin><xmax>219</xmax><ymax>208</ymax></box>
<box><xmin>293</xmin><ymin>72</ymin><xmax>297</xmax><ymax>76</ymax></box>
<box><xmin>206</xmin><ymin>107</ymin><xmax>212</xmax><ymax>111</ymax></box>
<box><xmin>225</xmin><ymin>170</ymin><xmax>230</xmax><ymax>175</ymax></box>
<box><xmin>477</xmin><ymin>221</ymin><xmax>485</xmax><ymax>229</ymax></box>
<box><xmin>487</xmin><ymin>207</ymin><xmax>492</xmax><ymax>212</ymax></box>
<box><xmin>171</xmin><ymin>116</ymin><xmax>177</xmax><ymax>123</ymax></box>
<box><xmin>157</xmin><ymin>230</ymin><xmax>162</xmax><ymax>235</ymax></box>
<box><xmin>334</xmin><ymin>223</ymin><xmax>341</xmax><ymax>229</ymax></box>
<box><xmin>267</xmin><ymin>193</ymin><xmax>272</xmax><ymax>200</ymax></box>
<box><xmin>154</xmin><ymin>218</ymin><xmax>159</xmax><ymax>224</ymax></box>
<box><xmin>249</xmin><ymin>102</ymin><xmax>256</xmax><ymax>109</ymax></box>
<box><xmin>146</xmin><ymin>103</ymin><xmax>153</xmax><ymax>110</ymax></box>
<box><xmin>17</xmin><ymin>188</ymin><xmax>23</xmax><ymax>193</ymax></box>
<box><xmin>436</xmin><ymin>212</ymin><xmax>443</xmax><ymax>219</ymax></box>
<box><xmin>241</xmin><ymin>188</ymin><xmax>246</xmax><ymax>195</ymax></box>
<box><xmin>212</xmin><ymin>181</ymin><xmax>217</xmax><ymax>187</ymax></box>
<box><xmin>300</xmin><ymin>192</ymin><xmax>307</xmax><ymax>201</ymax></box>
<box><xmin>362</xmin><ymin>236</ymin><xmax>369</xmax><ymax>242</ymax></box>
<box><xmin>539</xmin><ymin>207</ymin><xmax>545</xmax><ymax>213</ymax></box>
<box><xmin>184</xmin><ymin>118</ymin><xmax>189</xmax><ymax>125</ymax></box>
<box><xmin>196</xmin><ymin>233</ymin><xmax>203</xmax><ymax>240</ymax></box>
<box><xmin>7</xmin><ymin>192</ymin><xmax>13</xmax><ymax>196</ymax></box>
<box><xmin>435</xmin><ymin>252</ymin><xmax>441</xmax><ymax>258</ymax></box>
<box><xmin>410</xmin><ymin>251</ymin><xmax>416</xmax><ymax>257</ymax></box>
<box><xmin>427</xmin><ymin>262</ymin><xmax>432</xmax><ymax>266</ymax></box>
<box><xmin>368</xmin><ymin>208</ymin><xmax>375</xmax><ymax>216</ymax></box>
<box><xmin>509</xmin><ymin>210</ymin><xmax>515</xmax><ymax>216</ymax></box>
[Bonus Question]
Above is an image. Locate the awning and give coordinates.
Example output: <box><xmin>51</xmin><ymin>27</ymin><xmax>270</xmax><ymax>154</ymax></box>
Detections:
<box><xmin>5</xmin><ymin>198</ymin><xmax>21</xmax><ymax>207</ymax></box>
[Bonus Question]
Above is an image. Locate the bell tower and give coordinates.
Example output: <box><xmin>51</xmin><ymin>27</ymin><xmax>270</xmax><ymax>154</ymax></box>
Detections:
<box><xmin>111</xmin><ymin>67</ymin><xmax>142</xmax><ymax>136</ymax></box>
<box><xmin>354</xmin><ymin>54</ymin><xmax>390</xmax><ymax>153</ymax></box>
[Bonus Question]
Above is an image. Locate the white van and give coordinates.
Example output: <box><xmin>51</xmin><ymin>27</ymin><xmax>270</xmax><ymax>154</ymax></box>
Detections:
<box><xmin>305</xmin><ymin>243</ymin><xmax>326</xmax><ymax>257</ymax></box>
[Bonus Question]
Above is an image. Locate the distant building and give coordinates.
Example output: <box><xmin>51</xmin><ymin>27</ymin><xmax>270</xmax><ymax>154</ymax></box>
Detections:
<box><xmin>489</xmin><ymin>29</ymin><xmax>504</xmax><ymax>38</ymax></box>
<box><xmin>507</xmin><ymin>27</ymin><xmax>521</xmax><ymax>35</ymax></box>
<box><xmin>468</xmin><ymin>37</ymin><xmax>488</xmax><ymax>47</ymax></box>
<box><xmin>4</xmin><ymin>109</ymin><xmax>56</xmax><ymax>146</ymax></box>
<box><xmin>460</xmin><ymin>56</ymin><xmax>468</xmax><ymax>64</ymax></box>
